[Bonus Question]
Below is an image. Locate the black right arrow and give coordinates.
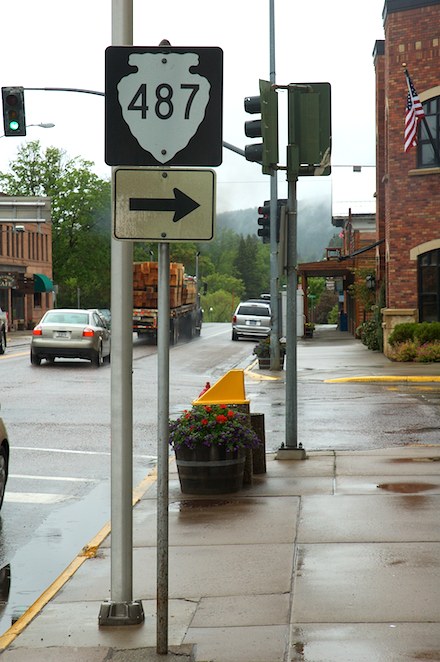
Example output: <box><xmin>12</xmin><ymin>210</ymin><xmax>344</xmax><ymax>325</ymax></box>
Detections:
<box><xmin>129</xmin><ymin>188</ymin><xmax>200</xmax><ymax>222</ymax></box>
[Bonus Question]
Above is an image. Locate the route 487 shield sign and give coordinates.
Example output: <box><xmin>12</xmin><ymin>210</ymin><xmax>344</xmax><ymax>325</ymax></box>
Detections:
<box><xmin>105</xmin><ymin>46</ymin><xmax>223</xmax><ymax>167</ymax></box>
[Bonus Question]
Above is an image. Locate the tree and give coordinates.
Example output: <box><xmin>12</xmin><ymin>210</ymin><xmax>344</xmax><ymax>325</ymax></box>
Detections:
<box><xmin>234</xmin><ymin>235</ymin><xmax>269</xmax><ymax>298</ymax></box>
<box><xmin>0</xmin><ymin>141</ymin><xmax>111</xmax><ymax>308</ymax></box>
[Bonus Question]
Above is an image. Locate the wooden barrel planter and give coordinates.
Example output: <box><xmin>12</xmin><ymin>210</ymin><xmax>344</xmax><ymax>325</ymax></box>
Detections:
<box><xmin>174</xmin><ymin>445</ymin><xmax>246</xmax><ymax>494</ymax></box>
<box><xmin>258</xmin><ymin>354</ymin><xmax>285</xmax><ymax>370</ymax></box>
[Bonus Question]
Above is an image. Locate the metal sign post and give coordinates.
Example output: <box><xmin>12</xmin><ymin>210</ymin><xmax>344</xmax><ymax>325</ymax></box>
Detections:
<box><xmin>157</xmin><ymin>242</ymin><xmax>170</xmax><ymax>653</ymax></box>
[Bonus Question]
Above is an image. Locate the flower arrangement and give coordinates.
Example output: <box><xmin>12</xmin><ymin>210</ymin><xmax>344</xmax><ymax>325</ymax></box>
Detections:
<box><xmin>169</xmin><ymin>404</ymin><xmax>261</xmax><ymax>452</ymax></box>
<box><xmin>252</xmin><ymin>336</ymin><xmax>286</xmax><ymax>358</ymax></box>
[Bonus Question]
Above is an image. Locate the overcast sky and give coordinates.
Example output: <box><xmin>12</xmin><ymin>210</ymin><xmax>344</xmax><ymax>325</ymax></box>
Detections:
<box><xmin>0</xmin><ymin>0</ymin><xmax>385</xmax><ymax>217</ymax></box>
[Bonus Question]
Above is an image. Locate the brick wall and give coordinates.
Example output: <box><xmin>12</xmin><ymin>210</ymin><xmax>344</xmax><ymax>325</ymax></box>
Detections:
<box><xmin>381</xmin><ymin>1</ymin><xmax>440</xmax><ymax>310</ymax></box>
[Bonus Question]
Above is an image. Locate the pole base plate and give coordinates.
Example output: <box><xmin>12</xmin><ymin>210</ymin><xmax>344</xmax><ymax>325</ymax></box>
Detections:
<box><xmin>275</xmin><ymin>445</ymin><xmax>307</xmax><ymax>460</ymax></box>
<box><xmin>98</xmin><ymin>599</ymin><xmax>145</xmax><ymax>626</ymax></box>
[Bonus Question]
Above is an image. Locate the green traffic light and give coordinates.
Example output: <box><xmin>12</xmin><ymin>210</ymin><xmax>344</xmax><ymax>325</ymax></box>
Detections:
<box><xmin>8</xmin><ymin>120</ymin><xmax>19</xmax><ymax>131</ymax></box>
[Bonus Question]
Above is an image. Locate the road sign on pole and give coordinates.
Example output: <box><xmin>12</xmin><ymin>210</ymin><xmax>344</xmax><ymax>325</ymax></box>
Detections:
<box><xmin>113</xmin><ymin>167</ymin><xmax>215</xmax><ymax>241</ymax></box>
<box><xmin>105</xmin><ymin>46</ymin><xmax>223</xmax><ymax>166</ymax></box>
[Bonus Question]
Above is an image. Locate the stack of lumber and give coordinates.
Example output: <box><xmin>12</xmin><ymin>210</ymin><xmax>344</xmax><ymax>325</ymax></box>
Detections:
<box><xmin>133</xmin><ymin>262</ymin><xmax>187</xmax><ymax>309</ymax></box>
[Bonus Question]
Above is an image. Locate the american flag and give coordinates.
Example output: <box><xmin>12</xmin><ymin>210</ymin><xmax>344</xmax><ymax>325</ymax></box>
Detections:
<box><xmin>404</xmin><ymin>70</ymin><xmax>425</xmax><ymax>153</ymax></box>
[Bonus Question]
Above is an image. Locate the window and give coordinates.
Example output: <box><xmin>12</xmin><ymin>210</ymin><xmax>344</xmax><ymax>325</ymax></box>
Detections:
<box><xmin>418</xmin><ymin>96</ymin><xmax>440</xmax><ymax>168</ymax></box>
<box><xmin>418</xmin><ymin>249</ymin><xmax>440</xmax><ymax>321</ymax></box>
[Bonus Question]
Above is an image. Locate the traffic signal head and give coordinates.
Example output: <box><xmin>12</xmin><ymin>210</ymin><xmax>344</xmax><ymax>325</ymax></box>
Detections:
<box><xmin>287</xmin><ymin>82</ymin><xmax>331</xmax><ymax>178</ymax></box>
<box><xmin>2</xmin><ymin>87</ymin><xmax>26</xmax><ymax>137</ymax></box>
<box><xmin>257</xmin><ymin>202</ymin><xmax>270</xmax><ymax>243</ymax></box>
<box><xmin>244</xmin><ymin>80</ymin><xmax>278</xmax><ymax>175</ymax></box>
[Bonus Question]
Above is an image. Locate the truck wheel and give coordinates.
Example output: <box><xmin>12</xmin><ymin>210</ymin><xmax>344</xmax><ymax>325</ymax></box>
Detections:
<box><xmin>170</xmin><ymin>320</ymin><xmax>179</xmax><ymax>345</ymax></box>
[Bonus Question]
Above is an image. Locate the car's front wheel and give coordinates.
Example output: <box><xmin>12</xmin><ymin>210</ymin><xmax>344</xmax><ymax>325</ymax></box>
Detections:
<box><xmin>0</xmin><ymin>331</ymin><xmax>5</xmax><ymax>355</ymax></box>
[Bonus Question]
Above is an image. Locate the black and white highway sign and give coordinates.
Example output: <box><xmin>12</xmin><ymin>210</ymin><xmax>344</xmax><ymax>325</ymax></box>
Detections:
<box><xmin>105</xmin><ymin>46</ymin><xmax>223</xmax><ymax>167</ymax></box>
<box><xmin>113</xmin><ymin>168</ymin><xmax>216</xmax><ymax>241</ymax></box>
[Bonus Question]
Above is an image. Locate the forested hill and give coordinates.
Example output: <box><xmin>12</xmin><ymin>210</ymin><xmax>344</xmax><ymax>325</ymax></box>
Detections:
<box><xmin>217</xmin><ymin>198</ymin><xmax>335</xmax><ymax>263</ymax></box>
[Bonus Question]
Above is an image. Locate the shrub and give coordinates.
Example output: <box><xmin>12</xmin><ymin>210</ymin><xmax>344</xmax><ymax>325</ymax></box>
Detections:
<box><xmin>416</xmin><ymin>341</ymin><xmax>440</xmax><ymax>363</ymax></box>
<box><xmin>388</xmin><ymin>323</ymin><xmax>418</xmax><ymax>347</ymax></box>
<box><xmin>358</xmin><ymin>319</ymin><xmax>380</xmax><ymax>351</ymax></box>
<box><xmin>391</xmin><ymin>340</ymin><xmax>418</xmax><ymax>362</ymax></box>
<box><xmin>413</xmin><ymin>321</ymin><xmax>440</xmax><ymax>345</ymax></box>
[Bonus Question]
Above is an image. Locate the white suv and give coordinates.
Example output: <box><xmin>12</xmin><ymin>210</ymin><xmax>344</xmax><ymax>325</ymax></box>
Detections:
<box><xmin>232</xmin><ymin>301</ymin><xmax>271</xmax><ymax>341</ymax></box>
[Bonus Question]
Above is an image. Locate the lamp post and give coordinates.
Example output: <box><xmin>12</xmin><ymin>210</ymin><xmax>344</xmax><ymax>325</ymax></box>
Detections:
<box><xmin>0</xmin><ymin>122</ymin><xmax>55</xmax><ymax>138</ymax></box>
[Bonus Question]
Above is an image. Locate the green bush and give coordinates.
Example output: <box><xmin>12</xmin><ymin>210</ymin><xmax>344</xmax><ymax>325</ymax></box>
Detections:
<box><xmin>413</xmin><ymin>321</ymin><xmax>440</xmax><ymax>344</ymax></box>
<box><xmin>388</xmin><ymin>323</ymin><xmax>418</xmax><ymax>346</ymax></box>
<box><xmin>358</xmin><ymin>319</ymin><xmax>380</xmax><ymax>351</ymax></box>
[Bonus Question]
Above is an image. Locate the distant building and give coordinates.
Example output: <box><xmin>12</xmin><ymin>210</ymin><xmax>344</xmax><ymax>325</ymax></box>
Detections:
<box><xmin>0</xmin><ymin>196</ymin><xmax>53</xmax><ymax>330</ymax></box>
<box><xmin>375</xmin><ymin>0</ymin><xmax>440</xmax><ymax>355</ymax></box>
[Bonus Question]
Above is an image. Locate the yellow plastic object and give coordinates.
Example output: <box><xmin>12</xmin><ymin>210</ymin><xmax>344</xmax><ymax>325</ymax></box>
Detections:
<box><xmin>192</xmin><ymin>369</ymin><xmax>249</xmax><ymax>405</ymax></box>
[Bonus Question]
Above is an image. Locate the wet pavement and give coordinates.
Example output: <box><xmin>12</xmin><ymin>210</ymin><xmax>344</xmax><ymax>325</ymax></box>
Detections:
<box><xmin>0</xmin><ymin>326</ymin><xmax>440</xmax><ymax>661</ymax></box>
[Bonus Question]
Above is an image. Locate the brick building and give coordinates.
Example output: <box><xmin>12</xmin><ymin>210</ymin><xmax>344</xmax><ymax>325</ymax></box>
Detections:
<box><xmin>0</xmin><ymin>196</ymin><xmax>53</xmax><ymax>330</ymax></box>
<box><xmin>375</xmin><ymin>0</ymin><xmax>440</xmax><ymax>355</ymax></box>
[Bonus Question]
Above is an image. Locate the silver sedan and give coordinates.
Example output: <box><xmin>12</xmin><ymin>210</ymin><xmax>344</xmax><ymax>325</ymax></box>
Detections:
<box><xmin>30</xmin><ymin>309</ymin><xmax>111</xmax><ymax>367</ymax></box>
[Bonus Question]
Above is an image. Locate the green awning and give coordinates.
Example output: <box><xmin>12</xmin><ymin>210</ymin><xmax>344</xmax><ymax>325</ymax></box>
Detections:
<box><xmin>34</xmin><ymin>273</ymin><xmax>53</xmax><ymax>293</ymax></box>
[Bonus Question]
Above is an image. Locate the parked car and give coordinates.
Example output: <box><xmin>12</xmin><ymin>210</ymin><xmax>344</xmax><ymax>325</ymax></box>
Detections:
<box><xmin>0</xmin><ymin>412</ymin><xmax>9</xmax><ymax>510</ymax></box>
<box><xmin>0</xmin><ymin>309</ymin><xmax>6</xmax><ymax>355</ymax></box>
<box><xmin>232</xmin><ymin>300</ymin><xmax>272</xmax><ymax>341</ymax></box>
<box><xmin>30</xmin><ymin>308</ymin><xmax>111</xmax><ymax>366</ymax></box>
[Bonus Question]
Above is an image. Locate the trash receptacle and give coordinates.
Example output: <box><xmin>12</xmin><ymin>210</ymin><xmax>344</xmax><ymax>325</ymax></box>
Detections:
<box><xmin>339</xmin><ymin>312</ymin><xmax>348</xmax><ymax>332</ymax></box>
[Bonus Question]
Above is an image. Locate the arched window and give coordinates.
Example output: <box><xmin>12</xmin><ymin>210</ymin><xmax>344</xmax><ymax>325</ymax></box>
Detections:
<box><xmin>418</xmin><ymin>96</ymin><xmax>440</xmax><ymax>168</ymax></box>
<box><xmin>418</xmin><ymin>249</ymin><xmax>440</xmax><ymax>321</ymax></box>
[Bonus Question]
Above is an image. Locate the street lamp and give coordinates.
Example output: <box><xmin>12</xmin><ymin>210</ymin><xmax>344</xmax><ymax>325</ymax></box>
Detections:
<box><xmin>0</xmin><ymin>122</ymin><xmax>55</xmax><ymax>138</ymax></box>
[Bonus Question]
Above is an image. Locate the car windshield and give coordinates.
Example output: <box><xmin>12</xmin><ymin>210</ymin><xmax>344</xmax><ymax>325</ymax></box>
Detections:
<box><xmin>44</xmin><ymin>312</ymin><xmax>90</xmax><ymax>325</ymax></box>
<box><xmin>238</xmin><ymin>305</ymin><xmax>270</xmax><ymax>317</ymax></box>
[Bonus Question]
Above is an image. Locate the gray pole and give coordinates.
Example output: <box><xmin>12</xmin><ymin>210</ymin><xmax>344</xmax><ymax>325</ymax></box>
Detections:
<box><xmin>285</xmin><ymin>178</ymin><xmax>298</xmax><ymax>447</ymax></box>
<box><xmin>157</xmin><ymin>242</ymin><xmax>170</xmax><ymax>653</ymax></box>
<box><xmin>99</xmin><ymin>0</ymin><xmax>144</xmax><ymax>626</ymax></box>
<box><xmin>269</xmin><ymin>0</ymin><xmax>280</xmax><ymax>369</ymax></box>
<box><xmin>276</xmin><ymin>89</ymin><xmax>306</xmax><ymax>460</ymax></box>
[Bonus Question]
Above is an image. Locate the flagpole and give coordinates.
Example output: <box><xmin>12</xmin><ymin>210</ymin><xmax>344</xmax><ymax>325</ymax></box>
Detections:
<box><xmin>404</xmin><ymin>65</ymin><xmax>440</xmax><ymax>164</ymax></box>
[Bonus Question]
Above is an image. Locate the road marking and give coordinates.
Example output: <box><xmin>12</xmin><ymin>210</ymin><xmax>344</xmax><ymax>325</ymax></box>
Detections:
<box><xmin>0</xmin><ymin>351</ymin><xmax>29</xmax><ymax>360</ymax></box>
<box><xmin>325</xmin><ymin>375</ymin><xmax>440</xmax><ymax>383</ymax></box>
<box><xmin>9</xmin><ymin>474</ymin><xmax>99</xmax><ymax>482</ymax></box>
<box><xmin>13</xmin><ymin>446</ymin><xmax>157</xmax><ymax>460</ymax></box>
<box><xmin>4</xmin><ymin>492</ymin><xmax>71</xmax><ymax>504</ymax></box>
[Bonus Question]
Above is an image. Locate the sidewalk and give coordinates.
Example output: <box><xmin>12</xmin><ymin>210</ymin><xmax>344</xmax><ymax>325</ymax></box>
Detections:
<box><xmin>1</xmin><ymin>327</ymin><xmax>440</xmax><ymax>661</ymax></box>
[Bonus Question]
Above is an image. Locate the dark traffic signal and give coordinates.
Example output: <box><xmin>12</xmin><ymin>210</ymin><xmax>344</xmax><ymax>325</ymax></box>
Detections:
<box><xmin>2</xmin><ymin>87</ymin><xmax>26</xmax><ymax>136</ymax></box>
<box><xmin>257</xmin><ymin>202</ymin><xmax>270</xmax><ymax>243</ymax></box>
<box><xmin>244</xmin><ymin>80</ymin><xmax>278</xmax><ymax>175</ymax></box>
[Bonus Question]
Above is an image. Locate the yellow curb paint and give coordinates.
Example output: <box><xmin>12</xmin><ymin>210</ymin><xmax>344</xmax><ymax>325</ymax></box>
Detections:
<box><xmin>0</xmin><ymin>466</ymin><xmax>160</xmax><ymax>652</ymax></box>
<box><xmin>245</xmin><ymin>360</ymin><xmax>281</xmax><ymax>381</ymax></box>
<box><xmin>325</xmin><ymin>375</ymin><xmax>440</xmax><ymax>383</ymax></box>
